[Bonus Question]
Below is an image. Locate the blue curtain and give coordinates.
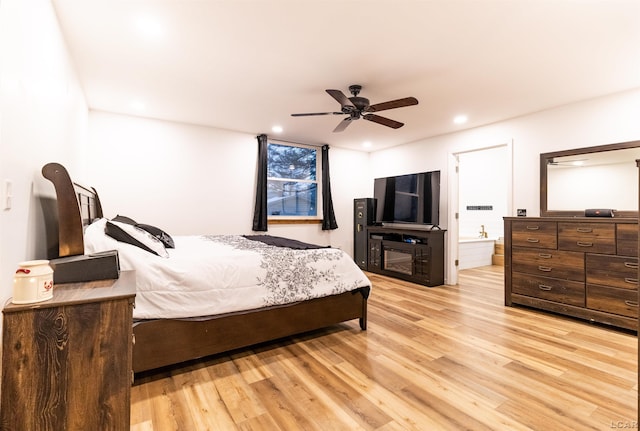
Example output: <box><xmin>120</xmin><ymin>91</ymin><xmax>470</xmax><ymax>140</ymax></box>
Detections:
<box><xmin>321</xmin><ymin>145</ymin><xmax>338</xmax><ymax>230</ymax></box>
<box><xmin>252</xmin><ymin>134</ymin><xmax>268</xmax><ymax>231</ymax></box>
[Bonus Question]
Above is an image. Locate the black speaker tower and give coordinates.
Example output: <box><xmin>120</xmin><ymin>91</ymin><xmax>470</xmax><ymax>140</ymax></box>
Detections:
<box><xmin>354</xmin><ymin>198</ymin><xmax>376</xmax><ymax>269</ymax></box>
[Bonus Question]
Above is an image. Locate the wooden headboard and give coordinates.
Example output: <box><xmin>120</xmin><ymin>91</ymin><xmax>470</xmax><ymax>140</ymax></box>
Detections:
<box><xmin>42</xmin><ymin>163</ymin><xmax>103</xmax><ymax>258</ymax></box>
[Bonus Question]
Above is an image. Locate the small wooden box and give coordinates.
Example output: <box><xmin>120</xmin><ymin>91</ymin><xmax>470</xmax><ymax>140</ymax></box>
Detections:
<box><xmin>49</xmin><ymin>250</ymin><xmax>120</xmax><ymax>284</ymax></box>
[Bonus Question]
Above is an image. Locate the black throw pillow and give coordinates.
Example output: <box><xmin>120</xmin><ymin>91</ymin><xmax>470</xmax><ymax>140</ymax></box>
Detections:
<box><xmin>112</xmin><ymin>214</ymin><xmax>137</xmax><ymax>225</ymax></box>
<box><xmin>110</xmin><ymin>215</ymin><xmax>174</xmax><ymax>249</ymax></box>
<box><xmin>136</xmin><ymin>223</ymin><xmax>175</xmax><ymax>249</ymax></box>
<box><xmin>105</xmin><ymin>221</ymin><xmax>169</xmax><ymax>257</ymax></box>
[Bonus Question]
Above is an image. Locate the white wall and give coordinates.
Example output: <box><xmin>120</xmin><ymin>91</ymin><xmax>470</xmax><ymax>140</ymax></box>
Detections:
<box><xmin>87</xmin><ymin>111</ymin><xmax>371</xmax><ymax>254</ymax></box>
<box><xmin>369</xmin><ymin>88</ymin><xmax>640</xmax><ymax>284</ymax></box>
<box><xmin>0</xmin><ymin>0</ymin><xmax>88</xmax><ymax>307</ymax></box>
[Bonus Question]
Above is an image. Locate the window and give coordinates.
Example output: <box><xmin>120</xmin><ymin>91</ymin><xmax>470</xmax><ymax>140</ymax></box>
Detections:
<box><xmin>267</xmin><ymin>142</ymin><xmax>320</xmax><ymax>218</ymax></box>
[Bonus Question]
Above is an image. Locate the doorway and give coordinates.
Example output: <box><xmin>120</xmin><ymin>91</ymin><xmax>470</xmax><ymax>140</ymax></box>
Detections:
<box><xmin>447</xmin><ymin>142</ymin><xmax>513</xmax><ymax>285</ymax></box>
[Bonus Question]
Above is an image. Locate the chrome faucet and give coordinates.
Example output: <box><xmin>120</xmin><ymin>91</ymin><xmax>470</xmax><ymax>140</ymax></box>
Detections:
<box><xmin>479</xmin><ymin>225</ymin><xmax>488</xmax><ymax>238</ymax></box>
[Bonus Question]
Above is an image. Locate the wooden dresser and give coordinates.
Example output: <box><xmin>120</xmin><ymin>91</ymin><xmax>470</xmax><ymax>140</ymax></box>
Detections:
<box><xmin>504</xmin><ymin>217</ymin><xmax>638</xmax><ymax>330</ymax></box>
<box><xmin>1</xmin><ymin>271</ymin><xmax>136</xmax><ymax>431</ymax></box>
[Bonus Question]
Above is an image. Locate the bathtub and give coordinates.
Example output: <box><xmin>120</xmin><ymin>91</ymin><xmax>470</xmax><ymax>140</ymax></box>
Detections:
<box><xmin>458</xmin><ymin>237</ymin><xmax>496</xmax><ymax>269</ymax></box>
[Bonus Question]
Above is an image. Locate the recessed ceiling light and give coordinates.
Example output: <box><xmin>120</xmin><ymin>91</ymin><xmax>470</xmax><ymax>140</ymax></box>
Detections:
<box><xmin>134</xmin><ymin>16</ymin><xmax>165</xmax><ymax>39</ymax></box>
<box><xmin>272</xmin><ymin>125</ymin><xmax>283</xmax><ymax>133</ymax></box>
<box><xmin>362</xmin><ymin>141</ymin><xmax>372</xmax><ymax>148</ymax></box>
<box><xmin>453</xmin><ymin>115</ymin><xmax>468</xmax><ymax>125</ymax></box>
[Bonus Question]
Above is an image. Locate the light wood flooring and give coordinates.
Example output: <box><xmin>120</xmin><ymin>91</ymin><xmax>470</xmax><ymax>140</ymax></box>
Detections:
<box><xmin>130</xmin><ymin>266</ymin><xmax>637</xmax><ymax>430</ymax></box>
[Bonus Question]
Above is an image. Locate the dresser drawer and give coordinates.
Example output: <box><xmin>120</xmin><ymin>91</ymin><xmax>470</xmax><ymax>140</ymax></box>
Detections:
<box><xmin>586</xmin><ymin>254</ymin><xmax>639</xmax><ymax>290</ymax></box>
<box><xmin>558</xmin><ymin>222</ymin><xmax>615</xmax><ymax>254</ymax></box>
<box><xmin>511</xmin><ymin>221</ymin><xmax>557</xmax><ymax>249</ymax></box>
<box><xmin>586</xmin><ymin>284</ymin><xmax>639</xmax><ymax>318</ymax></box>
<box><xmin>512</xmin><ymin>272</ymin><xmax>585</xmax><ymax>306</ymax></box>
<box><xmin>617</xmin><ymin>223</ymin><xmax>638</xmax><ymax>257</ymax></box>
<box><xmin>512</xmin><ymin>247</ymin><xmax>584</xmax><ymax>281</ymax></box>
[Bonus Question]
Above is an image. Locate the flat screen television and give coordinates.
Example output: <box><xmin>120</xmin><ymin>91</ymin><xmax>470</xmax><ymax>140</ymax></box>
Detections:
<box><xmin>373</xmin><ymin>170</ymin><xmax>440</xmax><ymax>227</ymax></box>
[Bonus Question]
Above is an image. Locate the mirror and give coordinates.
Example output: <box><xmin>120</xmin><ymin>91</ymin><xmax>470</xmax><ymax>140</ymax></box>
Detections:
<box><xmin>540</xmin><ymin>140</ymin><xmax>640</xmax><ymax>218</ymax></box>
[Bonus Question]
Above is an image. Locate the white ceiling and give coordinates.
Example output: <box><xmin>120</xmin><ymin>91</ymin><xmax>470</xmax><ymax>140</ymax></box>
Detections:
<box><xmin>52</xmin><ymin>0</ymin><xmax>640</xmax><ymax>152</ymax></box>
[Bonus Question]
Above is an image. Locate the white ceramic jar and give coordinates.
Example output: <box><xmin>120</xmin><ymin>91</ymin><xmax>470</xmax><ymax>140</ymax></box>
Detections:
<box><xmin>13</xmin><ymin>260</ymin><xmax>54</xmax><ymax>304</ymax></box>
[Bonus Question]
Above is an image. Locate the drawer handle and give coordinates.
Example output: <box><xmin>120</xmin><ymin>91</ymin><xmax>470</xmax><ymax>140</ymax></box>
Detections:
<box><xmin>538</xmin><ymin>266</ymin><xmax>552</xmax><ymax>272</ymax></box>
<box><xmin>624</xmin><ymin>262</ymin><xmax>639</xmax><ymax>269</ymax></box>
<box><xmin>538</xmin><ymin>253</ymin><xmax>552</xmax><ymax>259</ymax></box>
<box><xmin>526</xmin><ymin>226</ymin><xmax>540</xmax><ymax>231</ymax></box>
<box><xmin>526</xmin><ymin>238</ymin><xmax>540</xmax><ymax>243</ymax></box>
<box><xmin>576</xmin><ymin>228</ymin><xmax>593</xmax><ymax>233</ymax></box>
<box><xmin>538</xmin><ymin>284</ymin><xmax>552</xmax><ymax>291</ymax></box>
<box><xmin>624</xmin><ymin>277</ymin><xmax>638</xmax><ymax>285</ymax></box>
<box><xmin>624</xmin><ymin>300</ymin><xmax>639</xmax><ymax>307</ymax></box>
<box><xmin>576</xmin><ymin>241</ymin><xmax>593</xmax><ymax>247</ymax></box>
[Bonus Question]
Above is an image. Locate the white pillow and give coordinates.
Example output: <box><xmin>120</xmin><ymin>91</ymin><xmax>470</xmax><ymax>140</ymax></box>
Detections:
<box><xmin>84</xmin><ymin>218</ymin><xmax>116</xmax><ymax>254</ymax></box>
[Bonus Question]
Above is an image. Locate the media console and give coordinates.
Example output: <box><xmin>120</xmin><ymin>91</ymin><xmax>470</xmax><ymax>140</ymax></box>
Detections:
<box><xmin>365</xmin><ymin>226</ymin><xmax>446</xmax><ymax>287</ymax></box>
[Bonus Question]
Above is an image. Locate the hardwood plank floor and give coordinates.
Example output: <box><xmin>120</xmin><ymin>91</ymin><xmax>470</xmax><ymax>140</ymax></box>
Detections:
<box><xmin>130</xmin><ymin>266</ymin><xmax>637</xmax><ymax>430</ymax></box>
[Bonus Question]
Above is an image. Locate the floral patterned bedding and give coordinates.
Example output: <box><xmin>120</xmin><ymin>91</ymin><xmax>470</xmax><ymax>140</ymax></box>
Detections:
<box><xmin>85</xmin><ymin>220</ymin><xmax>371</xmax><ymax>320</ymax></box>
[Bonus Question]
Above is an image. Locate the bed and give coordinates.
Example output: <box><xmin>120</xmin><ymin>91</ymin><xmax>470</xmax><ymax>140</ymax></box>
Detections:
<box><xmin>42</xmin><ymin>162</ymin><xmax>370</xmax><ymax>373</ymax></box>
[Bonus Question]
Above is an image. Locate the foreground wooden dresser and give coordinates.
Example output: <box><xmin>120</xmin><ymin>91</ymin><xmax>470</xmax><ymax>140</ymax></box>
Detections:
<box><xmin>504</xmin><ymin>217</ymin><xmax>638</xmax><ymax>330</ymax></box>
<box><xmin>1</xmin><ymin>271</ymin><xmax>135</xmax><ymax>431</ymax></box>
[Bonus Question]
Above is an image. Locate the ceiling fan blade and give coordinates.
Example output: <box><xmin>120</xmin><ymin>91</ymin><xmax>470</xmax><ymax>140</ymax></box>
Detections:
<box><xmin>333</xmin><ymin>117</ymin><xmax>353</xmax><ymax>132</ymax></box>
<box><xmin>363</xmin><ymin>114</ymin><xmax>404</xmax><ymax>129</ymax></box>
<box><xmin>326</xmin><ymin>89</ymin><xmax>355</xmax><ymax>109</ymax></box>
<box><xmin>291</xmin><ymin>112</ymin><xmax>344</xmax><ymax>117</ymax></box>
<box><xmin>367</xmin><ymin>97</ymin><xmax>418</xmax><ymax>113</ymax></box>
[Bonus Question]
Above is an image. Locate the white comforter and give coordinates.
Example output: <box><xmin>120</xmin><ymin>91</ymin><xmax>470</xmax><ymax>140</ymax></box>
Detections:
<box><xmin>84</xmin><ymin>219</ymin><xmax>371</xmax><ymax>320</ymax></box>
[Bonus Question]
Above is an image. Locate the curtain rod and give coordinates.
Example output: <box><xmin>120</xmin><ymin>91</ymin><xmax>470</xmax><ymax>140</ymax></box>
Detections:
<box><xmin>263</xmin><ymin>136</ymin><xmax>327</xmax><ymax>148</ymax></box>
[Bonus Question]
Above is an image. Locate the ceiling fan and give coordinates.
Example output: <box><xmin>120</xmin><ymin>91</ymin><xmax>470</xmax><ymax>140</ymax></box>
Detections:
<box><xmin>291</xmin><ymin>85</ymin><xmax>418</xmax><ymax>132</ymax></box>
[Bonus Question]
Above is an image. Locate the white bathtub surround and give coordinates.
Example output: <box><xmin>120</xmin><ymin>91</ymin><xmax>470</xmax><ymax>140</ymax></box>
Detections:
<box><xmin>459</xmin><ymin>237</ymin><xmax>496</xmax><ymax>270</ymax></box>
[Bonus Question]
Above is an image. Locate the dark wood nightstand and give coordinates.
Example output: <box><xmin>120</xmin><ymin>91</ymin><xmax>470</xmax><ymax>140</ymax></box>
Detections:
<box><xmin>1</xmin><ymin>271</ymin><xmax>136</xmax><ymax>431</ymax></box>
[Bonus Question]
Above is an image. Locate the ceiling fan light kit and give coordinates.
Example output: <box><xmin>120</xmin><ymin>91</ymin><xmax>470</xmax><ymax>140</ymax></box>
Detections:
<box><xmin>291</xmin><ymin>85</ymin><xmax>418</xmax><ymax>132</ymax></box>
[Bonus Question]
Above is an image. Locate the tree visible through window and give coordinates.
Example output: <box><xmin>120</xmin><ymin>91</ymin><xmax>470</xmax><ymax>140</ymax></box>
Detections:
<box><xmin>267</xmin><ymin>142</ymin><xmax>319</xmax><ymax>217</ymax></box>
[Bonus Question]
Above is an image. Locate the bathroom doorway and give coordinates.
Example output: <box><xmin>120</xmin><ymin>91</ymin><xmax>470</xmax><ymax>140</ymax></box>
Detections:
<box><xmin>447</xmin><ymin>143</ymin><xmax>512</xmax><ymax>284</ymax></box>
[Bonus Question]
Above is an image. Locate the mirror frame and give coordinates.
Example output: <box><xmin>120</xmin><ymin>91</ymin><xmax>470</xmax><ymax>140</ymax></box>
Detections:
<box><xmin>540</xmin><ymin>139</ymin><xmax>640</xmax><ymax>218</ymax></box>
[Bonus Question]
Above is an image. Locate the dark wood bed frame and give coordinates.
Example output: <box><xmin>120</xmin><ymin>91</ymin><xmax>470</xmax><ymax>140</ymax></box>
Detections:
<box><xmin>42</xmin><ymin>162</ymin><xmax>368</xmax><ymax>373</ymax></box>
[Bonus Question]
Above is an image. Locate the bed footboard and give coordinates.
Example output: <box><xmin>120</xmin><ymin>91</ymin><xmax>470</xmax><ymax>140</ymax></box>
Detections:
<box><xmin>133</xmin><ymin>288</ymin><xmax>368</xmax><ymax>373</ymax></box>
